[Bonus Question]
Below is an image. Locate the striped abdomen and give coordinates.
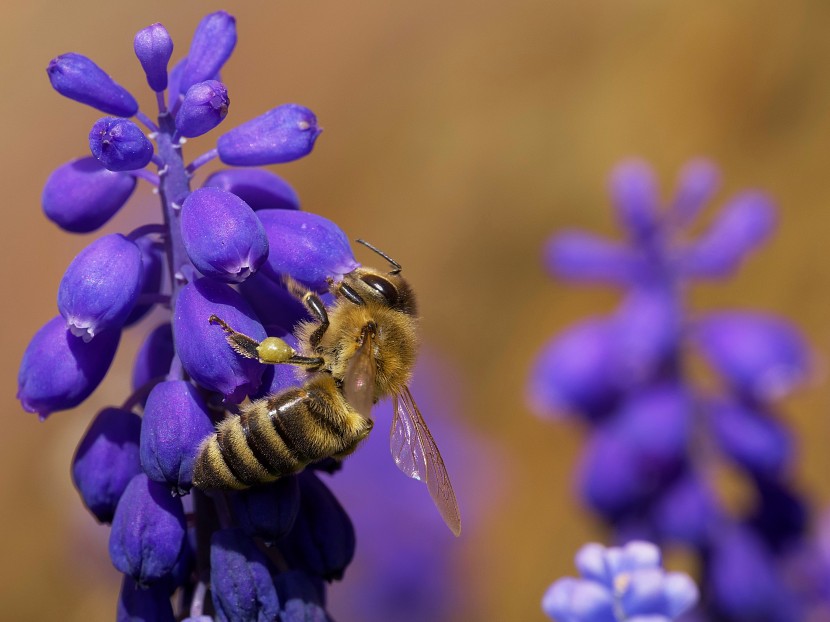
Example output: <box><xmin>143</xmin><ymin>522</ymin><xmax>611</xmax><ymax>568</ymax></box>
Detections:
<box><xmin>193</xmin><ymin>374</ymin><xmax>373</xmax><ymax>490</ymax></box>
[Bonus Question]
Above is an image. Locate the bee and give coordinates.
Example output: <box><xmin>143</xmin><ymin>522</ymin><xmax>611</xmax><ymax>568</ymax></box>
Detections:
<box><xmin>193</xmin><ymin>240</ymin><xmax>461</xmax><ymax>536</ymax></box>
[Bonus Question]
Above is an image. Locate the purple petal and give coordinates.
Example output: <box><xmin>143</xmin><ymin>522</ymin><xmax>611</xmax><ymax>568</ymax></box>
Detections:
<box><xmin>614</xmin><ymin>384</ymin><xmax>691</xmax><ymax>466</ymax></box>
<box><xmin>58</xmin><ymin>233</ymin><xmax>144</xmax><ymax>340</ymax></box>
<box><xmin>117</xmin><ymin>575</ymin><xmax>175</xmax><ymax>622</ymax></box>
<box><xmin>217</xmin><ymin>104</ymin><xmax>321</xmax><ymax>166</ymax></box>
<box><xmin>670</xmin><ymin>158</ymin><xmax>720</xmax><ymax>224</ymax></box>
<box><xmin>42</xmin><ymin>157</ymin><xmax>136</xmax><ymax>233</ymax></box>
<box><xmin>109</xmin><ymin>473</ymin><xmax>186</xmax><ymax>584</ymax></box>
<box><xmin>72</xmin><ymin>407</ymin><xmax>142</xmax><ymax>523</ymax></box>
<box><xmin>619</xmin><ymin>568</ymin><xmax>668</xmax><ymax>616</ymax></box>
<box><xmin>545</xmin><ymin>230</ymin><xmax>637</xmax><ymax>284</ymax></box>
<box><xmin>173</xmin><ymin>278</ymin><xmax>266</xmax><ymax>401</ymax></box>
<box><xmin>123</xmin><ymin>235</ymin><xmax>164</xmax><ymax>327</ymax></box>
<box><xmin>89</xmin><ymin>117</ymin><xmax>154</xmax><ymax>172</ymax></box>
<box><xmin>662</xmin><ymin>572</ymin><xmax>699</xmax><ymax>618</ymax></box>
<box><xmin>574</xmin><ymin>543</ymin><xmax>613</xmax><ymax>586</ymax></box>
<box><xmin>609</xmin><ymin>159</ymin><xmax>660</xmax><ymax>241</ymax></box>
<box><xmin>175</xmin><ymin>80</ymin><xmax>229</xmax><ymax>138</ymax></box>
<box><xmin>133</xmin><ymin>23</ymin><xmax>174</xmax><ymax>92</ymax></box>
<box><xmin>47</xmin><ymin>53</ymin><xmax>138</xmax><ymax>116</ymax></box>
<box><xmin>694</xmin><ymin>312</ymin><xmax>809</xmax><ymax>400</ymax></box>
<box><xmin>680</xmin><ymin>191</ymin><xmax>776</xmax><ymax>278</ymax></box>
<box><xmin>131</xmin><ymin>323</ymin><xmax>174</xmax><ymax>398</ymax></box>
<box><xmin>238</xmin><ymin>271</ymin><xmax>311</xmax><ymax>332</ymax></box>
<box><xmin>607</xmin><ymin>541</ymin><xmax>662</xmax><ymax>577</ymax></box>
<box><xmin>18</xmin><ymin>316</ymin><xmax>120</xmax><ymax>418</ymax></box>
<box><xmin>229</xmin><ymin>476</ymin><xmax>300</xmax><ymax>545</ymax></box>
<box><xmin>542</xmin><ymin>577</ymin><xmax>616</xmax><ymax>622</ymax></box>
<box><xmin>139</xmin><ymin>380</ymin><xmax>214</xmax><ymax>494</ymax></box>
<box><xmin>203</xmin><ymin>168</ymin><xmax>300</xmax><ymax>211</ymax></box>
<box><xmin>179</xmin><ymin>11</ymin><xmax>237</xmax><ymax>96</ymax></box>
<box><xmin>652</xmin><ymin>473</ymin><xmax>721</xmax><ymax>546</ymax></box>
<box><xmin>257</xmin><ymin>209</ymin><xmax>358</xmax><ymax>291</ymax></box>
<box><xmin>181</xmin><ymin>187</ymin><xmax>268</xmax><ymax>283</ymax></box>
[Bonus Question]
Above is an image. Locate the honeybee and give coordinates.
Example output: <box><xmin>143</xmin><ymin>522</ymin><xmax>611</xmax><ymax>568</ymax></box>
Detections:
<box><xmin>193</xmin><ymin>240</ymin><xmax>461</xmax><ymax>536</ymax></box>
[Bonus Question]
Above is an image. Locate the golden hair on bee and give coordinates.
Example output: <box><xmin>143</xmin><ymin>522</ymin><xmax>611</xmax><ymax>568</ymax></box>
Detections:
<box><xmin>193</xmin><ymin>240</ymin><xmax>461</xmax><ymax>536</ymax></box>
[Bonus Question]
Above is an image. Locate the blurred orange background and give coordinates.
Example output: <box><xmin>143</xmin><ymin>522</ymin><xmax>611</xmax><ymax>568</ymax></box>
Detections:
<box><xmin>3</xmin><ymin>1</ymin><xmax>830</xmax><ymax>620</ymax></box>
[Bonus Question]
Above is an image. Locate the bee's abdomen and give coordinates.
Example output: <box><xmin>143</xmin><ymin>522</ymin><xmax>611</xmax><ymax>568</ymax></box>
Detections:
<box><xmin>193</xmin><ymin>381</ymin><xmax>371</xmax><ymax>491</ymax></box>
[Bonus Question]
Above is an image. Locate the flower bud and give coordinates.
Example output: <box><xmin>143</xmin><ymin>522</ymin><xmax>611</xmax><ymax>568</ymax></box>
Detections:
<box><xmin>545</xmin><ymin>230</ymin><xmax>637</xmax><ymax>284</ymax></box>
<box><xmin>133</xmin><ymin>23</ymin><xmax>174</xmax><ymax>92</ymax></box>
<box><xmin>140</xmin><ymin>380</ymin><xmax>214</xmax><ymax>494</ymax></box>
<box><xmin>258</xmin><ymin>209</ymin><xmax>358</xmax><ymax>291</ymax></box>
<box><xmin>238</xmin><ymin>272</ymin><xmax>312</xmax><ymax>332</ymax></box>
<box><xmin>609</xmin><ymin>159</ymin><xmax>660</xmax><ymax>241</ymax></box>
<box><xmin>653</xmin><ymin>473</ymin><xmax>721</xmax><ymax>546</ymax></box>
<box><xmin>72</xmin><ymin>407</ymin><xmax>142</xmax><ymax>523</ymax></box>
<box><xmin>58</xmin><ymin>234</ymin><xmax>144</xmax><ymax>340</ymax></box>
<box><xmin>173</xmin><ymin>278</ymin><xmax>266</xmax><ymax>401</ymax></box>
<box><xmin>109</xmin><ymin>473</ymin><xmax>186</xmax><ymax>584</ymax></box>
<box><xmin>42</xmin><ymin>157</ymin><xmax>136</xmax><ymax>233</ymax></box>
<box><xmin>217</xmin><ymin>104</ymin><xmax>321</xmax><ymax>166</ymax></box>
<box><xmin>89</xmin><ymin>117</ymin><xmax>154</xmax><ymax>172</ymax></box>
<box><xmin>124</xmin><ymin>236</ymin><xmax>164</xmax><ymax>327</ymax></box>
<box><xmin>542</xmin><ymin>578</ymin><xmax>615</xmax><ymax>622</ymax></box>
<box><xmin>181</xmin><ymin>187</ymin><xmax>268</xmax><ymax>283</ymax></box>
<box><xmin>694</xmin><ymin>312</ymin><xmax>809</xmax><ymax>400</ymax></box>
<box><xmin>210</xmin><ymin>528</ymin><xmax>280</xmax><ymax>622</ymax></box>
<box><xmin>117</xmin><ymin>575</ymin><xmax>175</xmax><ymax>622</ymax></box>
<box><xmin>175</xmin><ymin>80</ymin><xmax>229</xmax><ymax>138</ymax></box>
<box><xmin>681</xmin><ymin>191</ymin><xmax>776</xmax><ymax>278</ymax></box>
<box><xmin>131</xmin><ymin>323</ymin><xmax>174</xmax><ymax>396</ymax></box>
<box><xmin>203</xmin><ymin>168</ymin><xmax>300</xmax><ymax>211</ymax></box>
<box><xmin>18</xmin><ymin>316</ymin><xmax>120</xmax><ymax>418</ymax></box>
<box><xmin>47</xmin><ymin>53</ymin><xmax>138</xmax><ymax>116</ymax></box>
<box><xmin>179</xmin><ymin>11</ymin><xmax>237</xmax><ymax>95</ymax></box>
<box><xmin>229</xmin><ymin>476</ymin><xmax>300</xmax><ymax>545</ymax></box>
<box><xmin>279</xmin><ymin>472</ymin><xmax>355</xmax><ymax>581</ymax></box>
<box><xmin>671</xmin><ymin>158</ymin><xmax>720</xmax><ymax>224</ymax></box>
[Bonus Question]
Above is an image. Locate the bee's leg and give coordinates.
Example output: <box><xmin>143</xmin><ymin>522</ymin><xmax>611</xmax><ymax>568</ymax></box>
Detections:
<box><xmin>283</xmin><ymin>277</ymin><xmax>331</xmax><ymax>349</ymax></box>
<box><xmin>209</xmin><ymin>315</ymin><xmax>324</xmax><ymax>367</ymax></box>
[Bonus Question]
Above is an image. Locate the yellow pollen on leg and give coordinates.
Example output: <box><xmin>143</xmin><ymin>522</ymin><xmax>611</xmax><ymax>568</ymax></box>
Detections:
<box><xmin>257</xmin><ymin>337</ymin><xmax>295</xmax><ymax>364</ymax></box>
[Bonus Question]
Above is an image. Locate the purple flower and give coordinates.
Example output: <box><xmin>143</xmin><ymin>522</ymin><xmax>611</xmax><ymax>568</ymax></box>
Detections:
<box><xmin>42</xmin><ymin>157</ymin><xmax>136</xmax><ymax>233</ymax></box>
<box><xmin>217</xmin><ymin>104</ymin><xmax>321</xmax><ymax>166</ymax></box>
<box><xmin>47</xmin><ymin>53</ymin><xmax>138</xmax><ymax>116</ymax></box>
<box><xmin>203</xmin><ymin>168</ymin><xmax>301</xmax><ymax>211</ymax></box>
<box><xmin>133</xmin><ymin>23</ymin><xmax>174</xmax><ymax>92</ymax></box>
<box><xmin>178</xmin><ymin>11</ymin><xmax>236</xmax><ymax>96</ymax></box>
<box><xmin>89</xmin><ymin>117</ymin><xmax>154</xmax><ymax>172</ymax></box>
<box><xmin>117</xmin><ymin>575</ymin><xmax>176</xmax><ymax>622</ymax></box>
<box><xmin>175</xmin><ymin>80</ymin><xmax>230</xmax><ymax>138</ymax></box>
<box><xmin>131</xmin><ymin>323</ymin><xmax>174</xmax><ymax>396</ymax></box>
<box><xmin>229</xmin><ymin>477</ymin><xmax>300</xmax><ymax>545</ymax></box>
<box><xmin>58</xmin><ymin>233</ymin><xmax>144</xmax><ymax>340</ymax></box>
<box><xmin>543</xmin><ymin>541</ymin><xmax>699</xmax><ymax>621</ymax></box>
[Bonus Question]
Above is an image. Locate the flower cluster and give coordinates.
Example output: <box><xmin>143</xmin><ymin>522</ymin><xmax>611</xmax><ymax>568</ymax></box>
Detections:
<box><xmin>529</xmin><ymin>160</ymin><xmax>825</xmax><ymax>619</ymax></box>
<box><xmin>543</xmin><ymin>541</ymin><xmax>698</xmax><ymax>621</ymax></box>
<box><xmin>18</xmin><ymin>12</ymin><xmax>358</xmax><ymax>621</ymax></box>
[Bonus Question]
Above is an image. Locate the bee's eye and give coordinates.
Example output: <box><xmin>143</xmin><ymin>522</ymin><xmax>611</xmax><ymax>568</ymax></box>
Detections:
<box><xmin>361</xmin><ymin>274</ymin><xmax>399</xmax><ymax>304</ymax></box>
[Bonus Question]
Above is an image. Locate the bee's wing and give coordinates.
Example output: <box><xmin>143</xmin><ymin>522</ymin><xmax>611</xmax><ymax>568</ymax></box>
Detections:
<box><xmin>342</xmin><ymin>329</ymin><xmax>376</xmax><ymax>420</ymax></box>
<box><xmin>391</xmin><ymin>386</ymin><xmax>461</xmax><ymax>536</ymax></box>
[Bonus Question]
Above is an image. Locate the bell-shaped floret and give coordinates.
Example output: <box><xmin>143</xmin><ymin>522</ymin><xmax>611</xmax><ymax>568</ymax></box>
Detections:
<box><xmin>680</xmin><ymin>191</ymin><xmax>776</xmax><ymax>279</ymax></box>
<box><xmin>18</xmin><ymin>316</ymin><xmax>120</xmax><ymax>418</ymax></box>
<box><xmin>693</xmin><ymin>312</ymin><xmax>809</xmax><ymax>400</ymax></box>
<box><xmin>545</xmin><ymin>230</ymin><xmax>638</xmax><ymax>284</ymax></box>
<box><xmin>140</xmin><ymin>380</ymin><xmax>214</xmax><ymax>494</ymax></box>
<box><xmin>109</xmin><ymin>473</ymin><xmax>186</xmax><ymax>585</ymax></box>
<box><xmin>279</xmin><ymin>472</ymin><xmax>355</xmax><ymax>581</ymax></box>
<box><xmin>58</xmin><ymin>233</ymin><xmax>144</xmax><ymax>340</ymax></box>
<box><xmin>609</xmin><ymin>159</ymin><xmax>661</xmax><ymax>242</ymax></box>
<box><xmin>131</xmin><ymin>323</ymin><xmax>174</xmax><ymax>397</ymax></box>
<box><xmin>72</xmin><ymin>407</ymin><xmax>142</xmax><ymax>523</ymax></box>
<box><xmin>42</xmin><ymin>157</ymin><xmax>136</xmax><ymax>233</ymax></box>
<box><xmin>117</xmin><ymin>575</ymin><xmax>175</xmax><ymax>622</ymax></box>
<box><xmin>526</xmin><ymin>319</ymin><xmax>620</xmax><ymax>419</ymax></box>
<box><xmin>89</xmin><ymin>117</ymin><xmax>154</xmax><ymax>172</ymax></box>
<box><xmin>670</xmin><ymin>158</ymin><xmax>720</xmax><ymax>224</ymax></box>
<box><xmin>217</xmin><ymin>104</ymin><xmax>321</xmax><ymax>166</ymax></box>
<box><xmin>542</xmin><ymin>578</ymin><xmax>615</xmax><ymax>622</ymax></box>
<box><xmin>173</xmin><ymin>278</ymin><xmax>267</xmax><ymax>401</ymax></box>
<box><xmin>229</xmin><ymin>476</ymin><xmax>301</xmax><ymax>545</ymax></box>
<box><xmin>47</xmin><ymin>53</ymin><xmax>138</xmax><ymax>116</ymax></box>
<box><xmin>203</xmin><ymin>168</ymin><xmax>300</xmax><ymax>211</ymax></box>
<box><xmin>123</xmin><ymin>235</ymin><xmax>164</xmax><ymax>327</ymax></box>
<box><xmin>210</xmin><ymin>528</ymin><xmax>280</xmax><ymax>622</ymax></box>
<box><xmin>257</xmin><ymin>209</ymin><xmax>358</xmax><ymax>292</ymax></box>
<box><xmin>652</xmin><ymin>472</ymin><xmax>722</xmax><ymax>546</ymax></box>
<box><xmin>181</xmin><ymin>187</ymin><xmax>268</xmax><ymax>283</ymax></box>
<box><xmin>133</xmin><ymin>23</ymin><xmax>174</xmax><ymax>92</ymax></box>
<box><xmin>178</xmin><ymin>11</ymin><xmax>237</xmax><ymax>96</ymax></box>
<box><xmin>239</xmin><ymin>273</ymin><xmax>312</xmax><ymax>332</ymax></box>
<box><xmin>175</xmin><ymin>80</ymin><xmax>229</xmax><ymax>138</ymax></box>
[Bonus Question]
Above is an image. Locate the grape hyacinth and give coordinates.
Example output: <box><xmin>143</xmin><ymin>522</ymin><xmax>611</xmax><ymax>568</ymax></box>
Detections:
<box><xmin>17</xmin><ymin>12</ymin><xmax>362</xmax><ymax>621</ymax></box>
<box><xmin>543</xmin><ymin>541</ymin><xmax>699</xmax><ymax>621</ymax></box>
<box><xmin>529</xmin><ymin>159</ymin><xmax>828</xmax><ymax>620</ymax></box>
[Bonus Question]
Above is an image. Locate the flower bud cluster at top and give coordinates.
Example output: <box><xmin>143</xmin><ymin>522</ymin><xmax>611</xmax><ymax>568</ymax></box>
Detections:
<box><xmin>531</xmin><ymin>160</ymin><xmax>830</xmax><ymax>620</ymax></box>
<box><xmin>18</xmin><ymin>11</ymin><xmax>359</xmax><ymax>621</ymax></box>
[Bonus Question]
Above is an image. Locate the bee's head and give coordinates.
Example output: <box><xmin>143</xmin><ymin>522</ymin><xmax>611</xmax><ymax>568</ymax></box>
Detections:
<box><xmin>348</xmin><ymin>240</ymin><xmax>417</xmax><ymax>316</ymax></box>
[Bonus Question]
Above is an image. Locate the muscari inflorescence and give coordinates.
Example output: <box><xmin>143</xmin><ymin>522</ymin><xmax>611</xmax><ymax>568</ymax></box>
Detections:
<box><xmin>18</xmin><ymin>12</ymin><xmax>362</xmax><ymax>621</ymax></box>
<box><xmin>532</xmin><ymin>160</ymin><xmax>830</xmax><ymax>620</ymax></box>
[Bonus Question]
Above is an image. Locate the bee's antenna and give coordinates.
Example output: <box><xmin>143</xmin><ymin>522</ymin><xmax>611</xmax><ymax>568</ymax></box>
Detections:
<box><xmin>356</xmin><ymin>239</ymin><xmax>402</xmax><ymax>275</ymax></box>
